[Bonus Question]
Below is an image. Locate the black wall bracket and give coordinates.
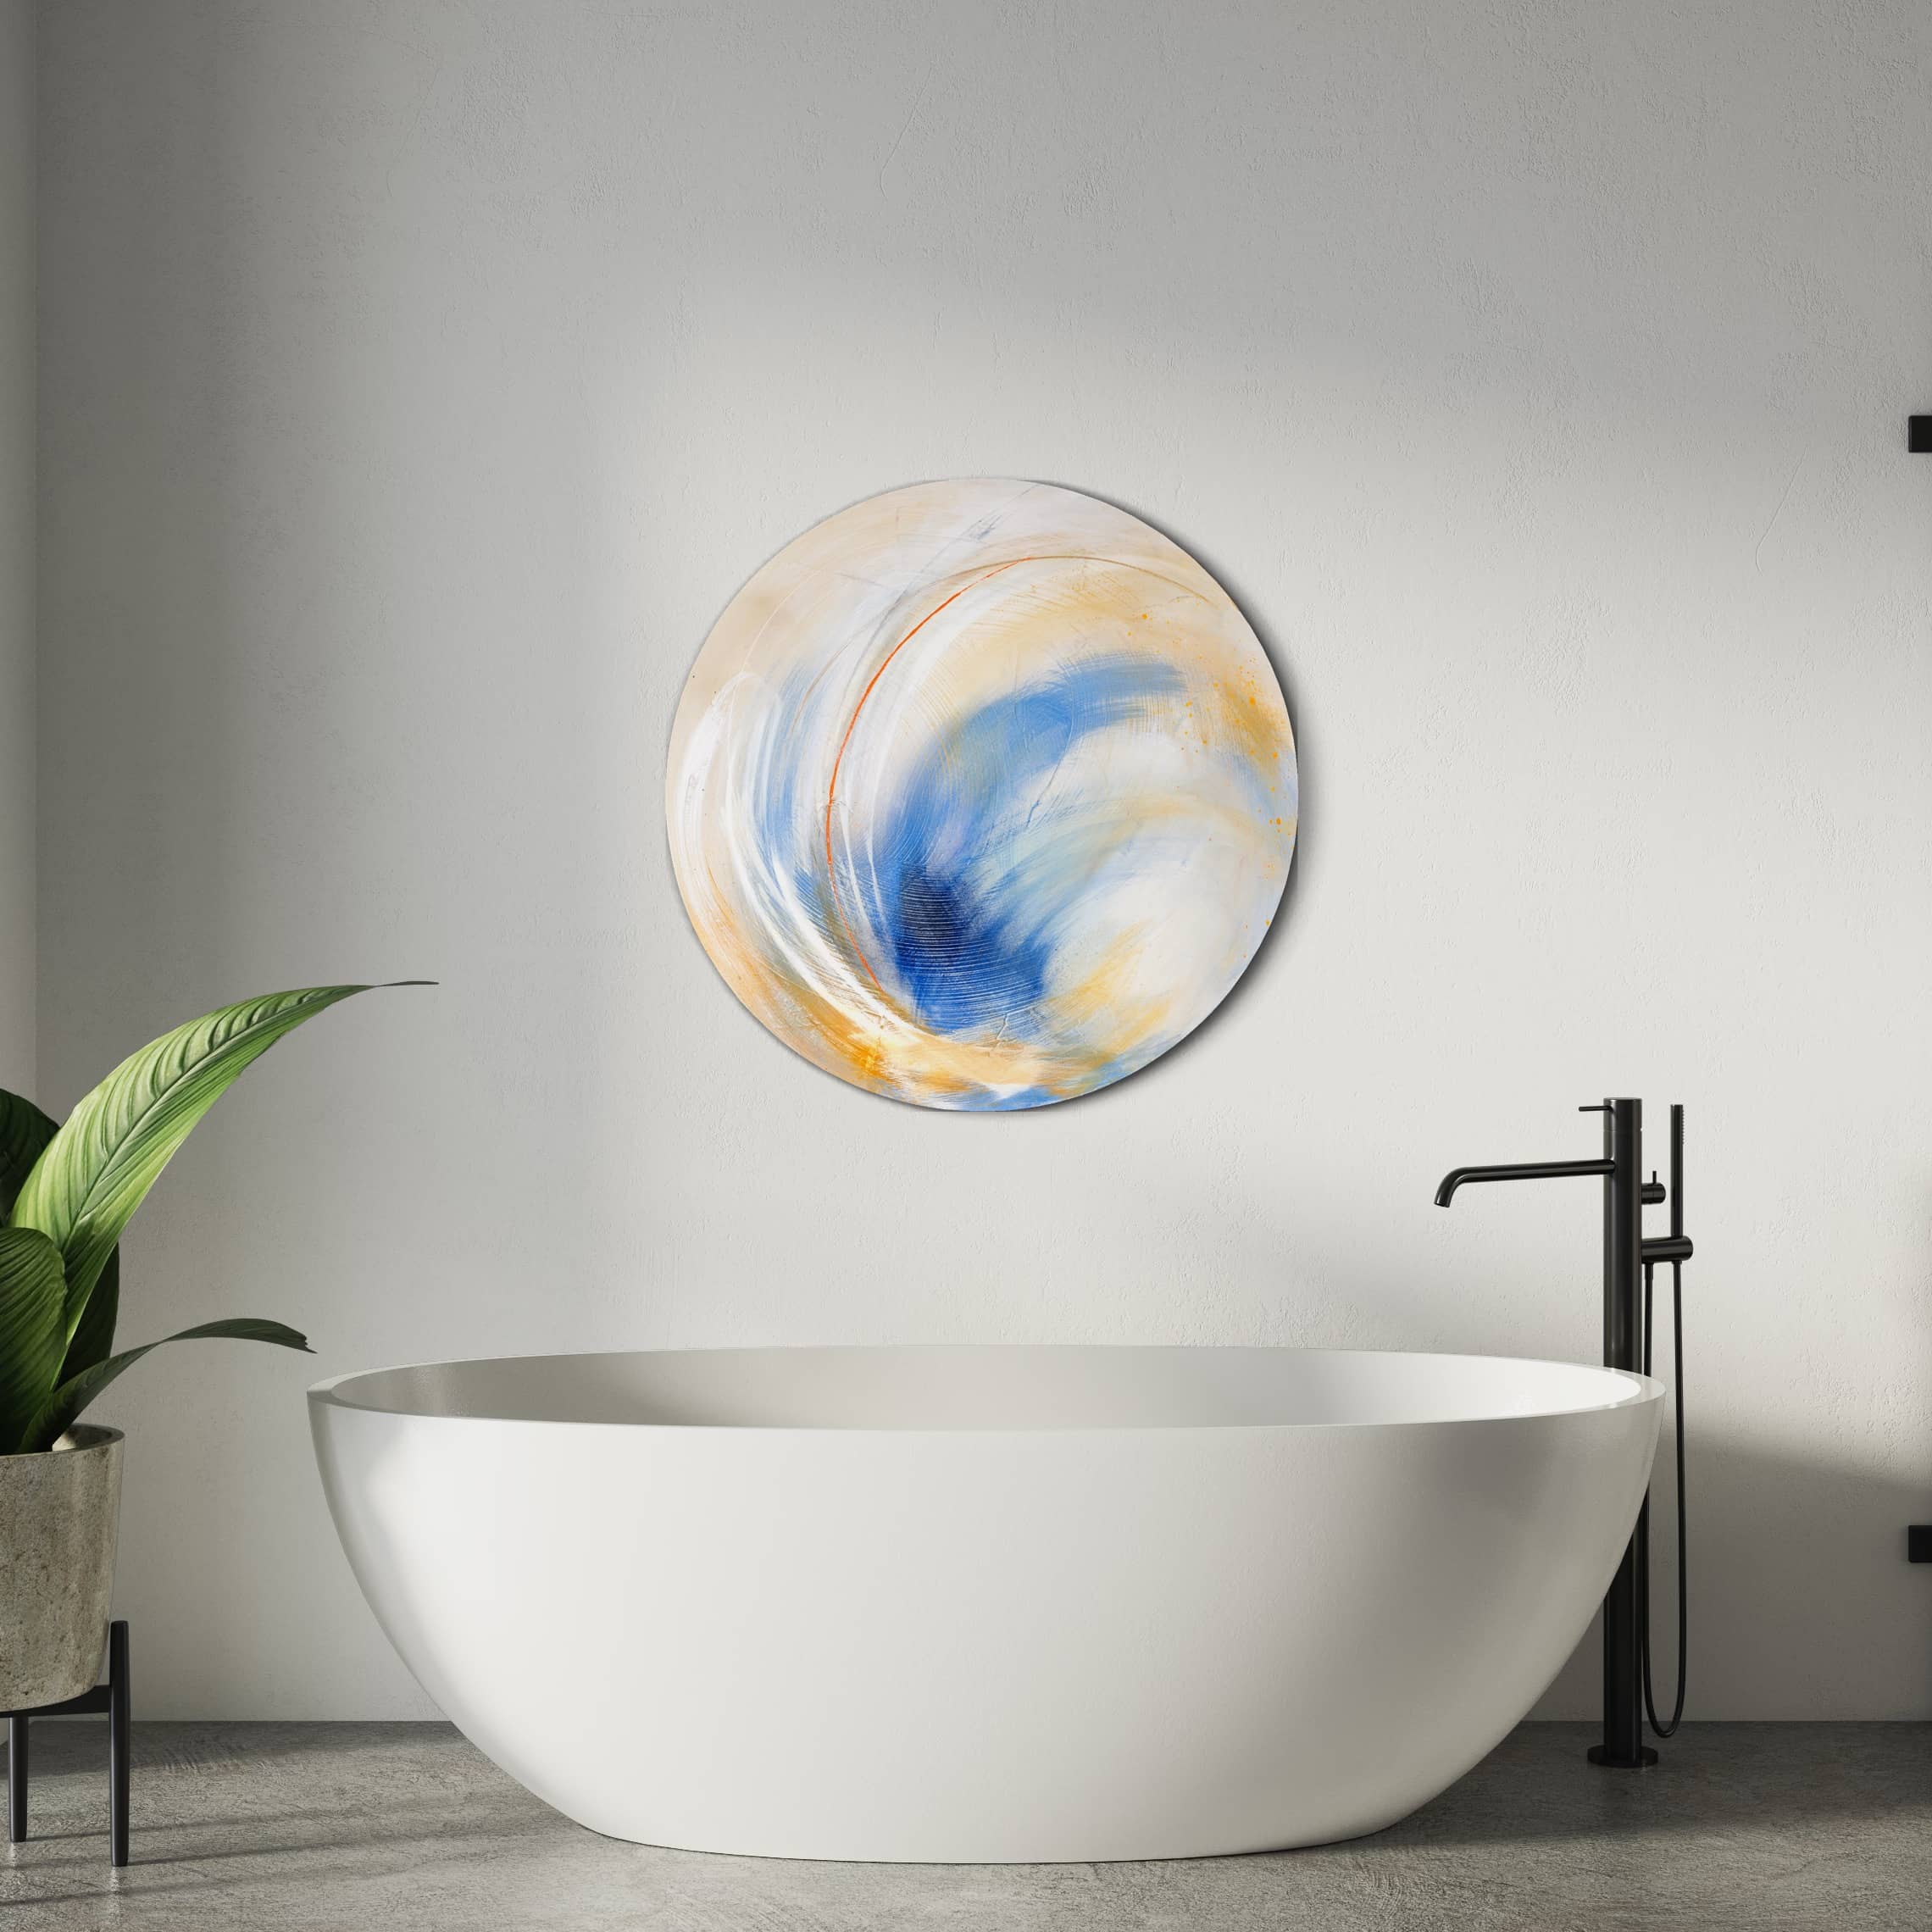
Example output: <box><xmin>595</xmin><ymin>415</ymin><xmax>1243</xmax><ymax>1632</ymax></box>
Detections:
<box><xmin>1910</xmin><ymin>1525</ymin><xmax>1932</xmax><ymax>1563</ymax></box>
<box><xmin>3</xmin><ymin>1619</ymin><xmax>130</xmax><ymax>1868</ymax></box>
<box><xmin>1910</xmin><ymin>416</ymin><xmax>1931</xmax><ymax>452</ymax></box>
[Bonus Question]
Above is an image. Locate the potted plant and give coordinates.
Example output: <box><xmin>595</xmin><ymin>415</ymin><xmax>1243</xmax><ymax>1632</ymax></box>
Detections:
<box><xmin>0</xmin><ymin>984</ymin><xmax>413</xmax><ymax>1711</ymax></box>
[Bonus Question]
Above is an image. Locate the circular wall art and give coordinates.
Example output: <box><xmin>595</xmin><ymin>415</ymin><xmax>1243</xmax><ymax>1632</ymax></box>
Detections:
<box><xmin>665</xmin><ymin>479</ymin><xmax>1296</xmax><ymax>1110</ymax></box>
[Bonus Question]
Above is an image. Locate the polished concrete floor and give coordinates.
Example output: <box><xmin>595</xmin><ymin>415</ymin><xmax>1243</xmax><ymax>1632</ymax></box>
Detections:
<box><xmin>1</xmin><ymin>1720</ymin><xmax>1927</xmax><ymax>1930</ymax></box>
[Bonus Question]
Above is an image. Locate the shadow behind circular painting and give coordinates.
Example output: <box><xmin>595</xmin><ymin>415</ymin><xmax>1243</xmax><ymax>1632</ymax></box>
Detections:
<box><xmin>666</xmin><ymin>479</ymin><xmax>1297</xmax><ymax>1110</ymax></box>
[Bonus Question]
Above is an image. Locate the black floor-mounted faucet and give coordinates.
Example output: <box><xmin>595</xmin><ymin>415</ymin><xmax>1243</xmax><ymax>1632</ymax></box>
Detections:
<box><xmin>1435</xmin><ymin>1098</ymin><xmax>1691</xmax><ymax>1769</ymax></box>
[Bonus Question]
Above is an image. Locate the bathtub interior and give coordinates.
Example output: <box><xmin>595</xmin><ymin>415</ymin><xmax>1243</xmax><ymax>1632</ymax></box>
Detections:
<box><xmin>314</xmin><ymin>1345</ymin><xmax>1654</xmax><ymax>1431</ymax></box>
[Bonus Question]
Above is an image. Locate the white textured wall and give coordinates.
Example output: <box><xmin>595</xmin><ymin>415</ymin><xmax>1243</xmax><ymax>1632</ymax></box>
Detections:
<box><xmin>34</xmin><ymin>1</ymin><xmax>1932</xmax><ymax>1718</ymax></box>
<box><xmin>0</xmin><ymin>0</ymin><xmax>31</xmax><ymax>1093</ymax></box>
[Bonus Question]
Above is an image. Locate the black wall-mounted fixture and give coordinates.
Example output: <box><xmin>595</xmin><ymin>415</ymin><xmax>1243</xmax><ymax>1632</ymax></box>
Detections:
<box><xmin>1912</xmin><ymin>419</ymin><xmax>1932</xmax><ymax>1554</ymax></box>
<box><xmin>1435</xmin><ymin>1099</ymin><xmax>1691</xmax><ymax>1769</ymax></box>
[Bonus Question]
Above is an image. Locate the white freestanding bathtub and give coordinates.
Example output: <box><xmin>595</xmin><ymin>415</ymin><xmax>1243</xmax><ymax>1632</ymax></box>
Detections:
<box><xmin>310</xmin><ymin>1345</ymin><xmax>1660</xmax><ymax>1862</ymax></box>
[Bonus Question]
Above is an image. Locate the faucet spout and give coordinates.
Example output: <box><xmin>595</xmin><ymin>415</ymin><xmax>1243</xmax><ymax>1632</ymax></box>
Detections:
<box><xmin>1433</xmin><ymin>1157</ymin><xmax>1614</xmax><ymax>1208</ymax></box>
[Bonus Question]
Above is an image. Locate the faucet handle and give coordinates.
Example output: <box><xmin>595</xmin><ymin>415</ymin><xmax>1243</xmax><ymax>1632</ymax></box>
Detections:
<box><xmin>1579</xmin><ymin>1103</ymin><xmax>1665</xmax><ymax>1202</ymax></box>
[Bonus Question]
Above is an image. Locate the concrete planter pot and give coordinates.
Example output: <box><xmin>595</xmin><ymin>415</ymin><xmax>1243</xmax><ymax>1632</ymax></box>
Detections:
<box><xmin>0</xmin><ymin>1426</ymin><xmax>123</xmax><ymax>1709</ymax></box>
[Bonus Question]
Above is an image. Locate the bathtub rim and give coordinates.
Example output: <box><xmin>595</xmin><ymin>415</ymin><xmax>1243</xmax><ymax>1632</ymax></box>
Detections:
<box><xmin>307</xmin><ymin>1343</ymin><xmax>1663</xmax><ymax>1435</ymax></box>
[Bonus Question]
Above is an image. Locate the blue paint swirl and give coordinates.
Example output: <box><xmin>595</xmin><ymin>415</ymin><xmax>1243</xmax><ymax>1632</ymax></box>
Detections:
<box><xmin>855</xmin><ymin>655</ymin><xmax>1183</xmax><ymax>1037</ymax></box>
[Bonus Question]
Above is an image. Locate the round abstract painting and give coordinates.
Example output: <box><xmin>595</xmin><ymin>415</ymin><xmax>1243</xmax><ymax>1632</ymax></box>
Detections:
<box><xmin>665</xmin><ymin>479</ymin><xmax>1296</xmax><ymax>1110</ymax></box>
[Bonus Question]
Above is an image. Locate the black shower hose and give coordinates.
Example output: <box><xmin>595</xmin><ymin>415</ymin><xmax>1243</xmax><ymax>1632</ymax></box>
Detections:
<box><xmin>1638</xmin><ymin>1258</ymin><xmax>1688</xmax><ymax>1736</ymax></box>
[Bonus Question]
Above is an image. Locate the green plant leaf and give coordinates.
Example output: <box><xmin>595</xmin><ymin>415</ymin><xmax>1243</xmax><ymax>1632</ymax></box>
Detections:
<box><xmin>0</xmin><ymin>1089</ymin><xmax>58</xmax><ymax>1221</ymax></box>
<box><xmin>19</xmin><ymin>1317</ymin><xmax>313</xmax><ymax>1453</ymax></box>
<box><xmin>0</xmin><ymin>1226</ymin><xmax>70</xmax><ymax>1455</ymax></box>
<box><xmin>59</xmin><ymin>1246</ymin><xmax>119</xmax><ymax>1383</ymax></box>
<box><xmin>10</xmin><ymin>984</ymin><xmax>422</xmax><ymax>1342</ymax></box>
<box><xmin>5</xmin><ymin>1093</ymin><xmax>119</xmax><ymax>1383</ymax></box>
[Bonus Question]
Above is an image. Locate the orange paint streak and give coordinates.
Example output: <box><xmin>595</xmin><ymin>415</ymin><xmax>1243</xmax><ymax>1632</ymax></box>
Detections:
<box><xmin>824</xmin><ymin>556</ymin><xmax>1035</xmax><ymax>994</ymax></box>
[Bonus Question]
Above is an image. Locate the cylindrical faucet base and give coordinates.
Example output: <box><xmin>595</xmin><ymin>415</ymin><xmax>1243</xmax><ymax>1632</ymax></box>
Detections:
<box><xmin>1591</xmin><ymin>1097</ymin><xmax>1654</xmax><ymax>1769</ymax></box>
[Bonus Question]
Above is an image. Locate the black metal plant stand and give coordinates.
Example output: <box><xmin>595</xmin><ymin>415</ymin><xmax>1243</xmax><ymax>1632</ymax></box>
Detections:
<box><xmin>4</xmin><ymin>1620</ymin><xmax>130</xmax><ymax>1867</ymax></box>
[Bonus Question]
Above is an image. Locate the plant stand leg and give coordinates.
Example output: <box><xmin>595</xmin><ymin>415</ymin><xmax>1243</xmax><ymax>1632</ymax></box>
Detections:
<box><xmin>108</xmin><ymin>1622</ymin><xmax>129</xmax><ymax>1868</ymax></box>
<box><xmin>6</xmin><ymin>1713</ymin><xmax>25</xmax><ymax>1843</ymax></box>
<box><xmin>2</xmin><ymin>1622</ymin><xmax>130</xmax><ymax>1865</ymax></box>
